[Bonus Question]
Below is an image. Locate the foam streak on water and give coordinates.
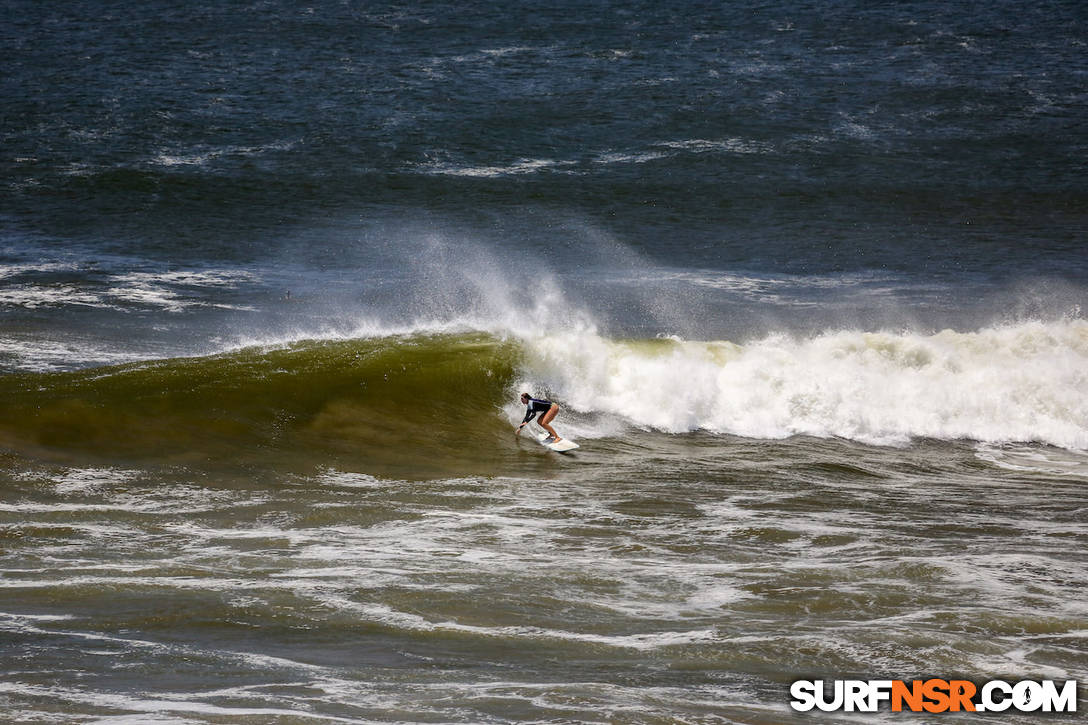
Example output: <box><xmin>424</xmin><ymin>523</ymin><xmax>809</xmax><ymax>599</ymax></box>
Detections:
<box><xmin>1</xmin><ymin>447</ymin><xmax>1086</xmax><ymax>723</ymax></box>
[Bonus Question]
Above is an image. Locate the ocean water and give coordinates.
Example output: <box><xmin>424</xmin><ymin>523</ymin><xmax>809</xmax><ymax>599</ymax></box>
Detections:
<box><xmin>2</xmin><ymin>1</ymin><xmax>1087</xmax><ymax>722</ymax></box>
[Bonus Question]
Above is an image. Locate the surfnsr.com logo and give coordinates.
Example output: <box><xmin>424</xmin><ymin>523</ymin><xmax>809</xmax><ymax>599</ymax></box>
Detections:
<box><xmin>790</xmin><ymin>679</ymin><xmax>1077</xmax><ymax>713</ymax></box>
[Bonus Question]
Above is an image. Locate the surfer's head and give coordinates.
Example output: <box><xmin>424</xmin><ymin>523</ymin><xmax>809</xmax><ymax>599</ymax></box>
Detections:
<box><xmin>520</xmin><ymin>392</ymin><xmax>531</xmax><ymax>404</ymax></box>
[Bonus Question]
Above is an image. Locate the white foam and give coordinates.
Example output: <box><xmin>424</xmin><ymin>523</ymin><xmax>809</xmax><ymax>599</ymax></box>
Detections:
<box><xmin>416</xmin><ymin>157</ymin><xmax>578</xmax><ymax>177</ymax></box>
<box><xmin>48</xmin><ymin>467</ymin><xmax>143</xmax><ymax>495</ymax></box>
<box><xmin>112</xmin><ymin>270</ymin><xmax>259</xmax><ymax>288</ymax></box>
<box><xmin>975</xmin><ymin>444</ymin><xmax>1088</xmax><ymax>476</ymax></box>
<box><xmin>592</xmin><ymin>150</ymin><xmax>669</xmax><ymax>165</ymax></box>
<box><xmin>0</xmin><ymin>284</ymin><xmax>109</xmax><ymax>309</ymax></box>
<box><xmin>0</xmin><ymin>261</ymin><xmax>82</xmax><ymax>280</ymax></box>
<box><xmin>322</xmin><ymin>599</ymin><xmax>717</xmax><ymax>651</ymax></box>
<box><xmin>655</xmin><ymin>137</ymin><xmax>774</xmax><ymax>155</ymax></box>
<box><xmin>0</xmin><ymin>483</ymin><xmax>253</xmax><ymax>516</ymax></box>
<box><xmin>479</xmin><ymin>46</ymin><xmax>536</xmax><ymax>57</ymax></box>
<box><xmin>0</xmin><ymin>267</ymin><xmax>258</xmax><ymax>314</ymax></box>
<box><xmin>0</xmin><ymin>336</ymin><xmax>150</xmax><ymax>372</ymax></box>
<box><xmin>835</xmin><ymin>118</ymin><xmax>878</xmax><ymax>140</ymax></box>
<box><xmin>313</xmin><ymin>469</ymin><xmax>387</xmax><ymax>489</ymax></box>
<box><xmin>105</xmin><ymin>269</ymin><xmax>259</xmax><ymax>312</ymax></box>
<box><xmin>0</xmin><ymin>612</ymin><xmax>76</xmax><ymax>624</ymax></box>
<box><xmin>0</xmin><ymin>683</ymin><xmax>357</xmax><ymax>722</ymax></box>
<box><xmin>413</xmin><ymin>137</ymin><xmax>773</xmax><ymax>177</ymax></box>
<box><xmin>521</xmin><ymin>319</ymin><xmax>1088</xmax><ymax>450</ymax></box>
<box><xmin>150</xmin><ymin>141</ymin><xmax>296</xmax><ymax>169</ymax></box>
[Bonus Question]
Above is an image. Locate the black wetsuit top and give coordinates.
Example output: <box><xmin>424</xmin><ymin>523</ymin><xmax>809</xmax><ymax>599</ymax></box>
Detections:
<box><xmin>521</xmin><ymin>398</ymin><xmax>553</xmax><ymax>424</ymax></box>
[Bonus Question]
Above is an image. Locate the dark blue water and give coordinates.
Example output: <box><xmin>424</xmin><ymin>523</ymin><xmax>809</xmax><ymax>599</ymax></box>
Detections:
<box><xmin>4</xmin><ymin>0</ymin><xmax>1086</xmax><ymax>369</ymax></box>
<box><xmin>4</xmin><ymin>0</ymin><xmax>1085</xmax><ymax>268</ymax></box>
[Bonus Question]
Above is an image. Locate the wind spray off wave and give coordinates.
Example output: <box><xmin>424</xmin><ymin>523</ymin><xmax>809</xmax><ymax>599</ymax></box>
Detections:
<box><xmin>522</xmin><ymin>319</ymin><xmax>1088</xmax><ymax>450</ymax></box>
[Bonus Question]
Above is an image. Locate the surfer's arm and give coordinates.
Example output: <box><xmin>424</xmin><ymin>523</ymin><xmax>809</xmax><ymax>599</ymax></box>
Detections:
<box><xmin>517</xmin><ymin>406</ymin><xmax>537</xmax><ymax>432</ymax></box>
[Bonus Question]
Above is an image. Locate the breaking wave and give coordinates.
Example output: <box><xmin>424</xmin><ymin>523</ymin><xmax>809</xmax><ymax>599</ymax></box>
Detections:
<box><xmin>2</xmin><ymin>319</ymin><xmax>1085</xmax><ymax>474</ymax></box>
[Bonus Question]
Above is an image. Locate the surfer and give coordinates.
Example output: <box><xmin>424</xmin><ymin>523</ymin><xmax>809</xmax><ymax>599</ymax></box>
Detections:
<box><xmin>516</xmin><ymin>393</ymin><xmax>562</xmax><ymax>443</ymax></box>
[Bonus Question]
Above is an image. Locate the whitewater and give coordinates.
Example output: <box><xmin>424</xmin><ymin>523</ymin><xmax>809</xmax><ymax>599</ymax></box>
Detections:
<box><xmin>520</xmin><ymin>319</ymin><xmax>1088</xmax><ymax>449</ymax></box>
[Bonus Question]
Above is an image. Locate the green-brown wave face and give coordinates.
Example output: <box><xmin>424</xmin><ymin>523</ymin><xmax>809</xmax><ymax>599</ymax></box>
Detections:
<box><xmin>0</xmin><ymin>333</ymin><xmax>524</xmax><ymax>478</ymax></box>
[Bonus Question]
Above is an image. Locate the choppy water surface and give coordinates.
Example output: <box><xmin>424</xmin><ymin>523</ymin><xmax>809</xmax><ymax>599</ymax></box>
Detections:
<box><xmin>3</xmin><ymin>437</ymin><xmax>1086</xmax><ymax>723</ymax></box>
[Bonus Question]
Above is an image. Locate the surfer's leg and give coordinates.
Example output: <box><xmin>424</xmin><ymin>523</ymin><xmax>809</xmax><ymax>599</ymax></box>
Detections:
<box><xmin>540</xmin><ymin>404</ymin><xmax>561</xmax><ymax>442</ymax></box>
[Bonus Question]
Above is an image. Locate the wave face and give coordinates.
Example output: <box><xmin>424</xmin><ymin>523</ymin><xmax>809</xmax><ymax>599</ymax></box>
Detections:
<box><xmin>0</xmin><ymin>334</ymin><xmax>521</xmax><ymax>476</ymax></box>
<box><xmin>523</xmin><ymin>320</ymin><xmax>1088</xmax><ymax>449</ymax></box>
<box><xmin>4</xmin><ymin>319</ymin><xmax>1086</xmax><ymax>476</ymax></box>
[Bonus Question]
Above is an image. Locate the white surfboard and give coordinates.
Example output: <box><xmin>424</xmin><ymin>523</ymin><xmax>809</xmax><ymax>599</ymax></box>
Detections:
<box><xmin>534</xmin><ymin>430</ymin><xmax>579</xmax><ymax>452</ymax></box>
